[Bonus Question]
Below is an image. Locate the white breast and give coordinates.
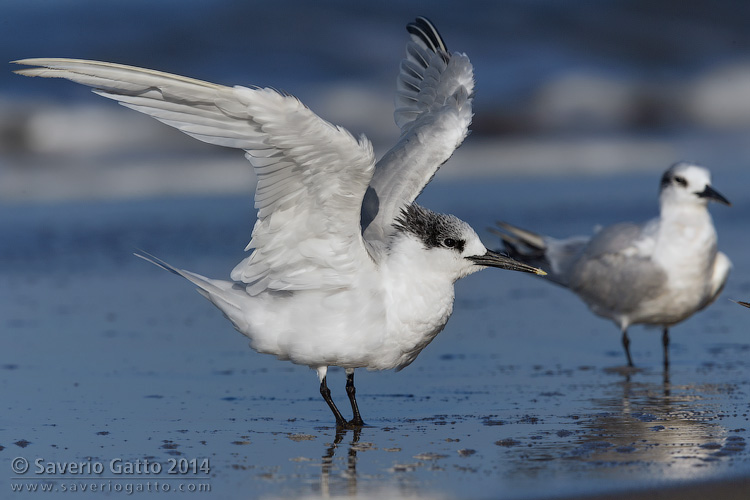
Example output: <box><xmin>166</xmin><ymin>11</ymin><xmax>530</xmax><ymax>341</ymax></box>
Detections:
<box><xmin>647</xmin><ymin>209</ymin><xmax>722</xmax><ymax>323</ymax></box>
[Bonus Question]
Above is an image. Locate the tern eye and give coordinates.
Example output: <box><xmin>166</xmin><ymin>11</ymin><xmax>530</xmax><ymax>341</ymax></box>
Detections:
<box><xmin>673</xmin><ymin>175</ymin><xmax>688</xmax><ymax>187</ymax></box>
<box><xmin>442</xmin><ymin>238</ymin><xmax>456</xmax><ymax>248</ymax></box>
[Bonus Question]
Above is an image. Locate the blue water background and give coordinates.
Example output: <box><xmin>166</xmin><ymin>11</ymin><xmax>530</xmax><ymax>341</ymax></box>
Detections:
<box><xmin>2</xmin><ymin>2</ymin><xmax>750</xmax><ymax>499</ymax></box>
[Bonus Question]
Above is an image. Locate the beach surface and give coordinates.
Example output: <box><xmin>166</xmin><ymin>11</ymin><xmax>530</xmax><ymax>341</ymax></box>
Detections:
<box><xmin>2</xmin><ymin>172</ymin><xmax>749</xmax><ymax>499</ymax></box>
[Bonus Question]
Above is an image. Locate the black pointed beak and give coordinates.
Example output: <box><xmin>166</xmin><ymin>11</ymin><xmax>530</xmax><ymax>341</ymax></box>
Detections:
<box><xmin>468</xmin><ymin>249</ymin><xmax>547</xmax><ymax>275</ymax></box>
<box><xmin>732</xmin><ymin>300</ymin><xmax>750</xmax><ymax>308</ymax></box>
<box><xmin>696</xmin><ymin>185</ymin><xmax>731</xmax><ymax>206</ymax></box>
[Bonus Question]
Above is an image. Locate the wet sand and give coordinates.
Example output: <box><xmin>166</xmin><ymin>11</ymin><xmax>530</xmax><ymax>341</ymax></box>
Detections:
<box><xmin>1</xmin><ymin>174</ymin><xmax>749</xmax><ymax>499</ymax></box>
<box><xmin>567</xmin><ymin>476</ymin><xmax>750</xmax><ymax>500</ymax></box>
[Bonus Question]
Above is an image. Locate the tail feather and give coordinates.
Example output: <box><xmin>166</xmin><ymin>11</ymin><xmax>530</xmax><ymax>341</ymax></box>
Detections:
<box><xmin>491</xmin><ymin>222</ymin><xmax>584</xmax><ymax>288</ymax></box>
<box><xmin>134</xmin><ymin>251</ymin><xmax>245</xmax><ymax>323</ymax></box>
<box><xmin>490</xmin><ymin>221</ymin><xmax>549</xmax><ymax>270</ymax></box>
<box><xmin>493</xmin><ymin>221</ymin><xmax>547</xmax><ymax>250</ymax></box>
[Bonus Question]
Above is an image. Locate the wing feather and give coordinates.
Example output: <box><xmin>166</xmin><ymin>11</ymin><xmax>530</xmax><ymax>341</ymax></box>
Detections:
<box><xmin>14</xmin><ymin>58</ymin><xmax>376</xmax><ymax>293</ymax></box>
<box><xmin>566</xmin><ymin>221</ymin><xmax>667</xmax><ymax>313</ymax></box>
<box><xmin>362</xmin><ymin>17</ymin><xmax>474</xmax><ymax>253</ymax></box>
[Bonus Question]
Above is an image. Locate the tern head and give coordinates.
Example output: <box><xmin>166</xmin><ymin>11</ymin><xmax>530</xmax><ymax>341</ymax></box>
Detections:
<box><xmin>659</xmin><ymin>162</ymin><xmax>731</xmax><ymax>209</ymax></box>
<box><xmin>393</xmin><ymin>204</ymin><xmax>545</xmax><ymax>281</ymax></box>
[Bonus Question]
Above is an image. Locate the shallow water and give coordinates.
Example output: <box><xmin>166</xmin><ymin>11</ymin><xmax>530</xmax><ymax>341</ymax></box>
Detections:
<box><xmin>1</xmin><ymin>174</ymin><xmax>749</xmax><ymax>499</ymax></box>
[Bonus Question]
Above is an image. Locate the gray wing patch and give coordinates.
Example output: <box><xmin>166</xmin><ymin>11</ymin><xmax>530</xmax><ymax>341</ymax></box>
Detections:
<box><xmin>360</xmin><ymin>186</ymin><xmax>379</xmax><ymax>233</ymax></box>
<box><xmin>581</xmin><ymin>222</ymin><xmax>643</xmax><ymax>259</ymax></box>
<box><xmin>544</xmin><ymin>237</ymin><xmax>589</xmax><ymax>286</ymax></box>
<box><xmin>568</xmin><ymin>222</ymin><xmax>666</xmax><ymax>316</ymax></box>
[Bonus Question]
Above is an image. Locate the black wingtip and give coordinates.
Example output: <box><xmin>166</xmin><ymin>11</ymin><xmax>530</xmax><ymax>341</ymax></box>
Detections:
<box><xmin>406</xmin><ymin>16</ymin><xmax>448</xmax><ymax>54</ymax></box>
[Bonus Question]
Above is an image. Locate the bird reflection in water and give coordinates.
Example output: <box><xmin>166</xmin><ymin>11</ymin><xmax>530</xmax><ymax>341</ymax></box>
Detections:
<box><xmin>569</xmin><ymin>371</ymin><xmax>738</xmax><ymax>477</ymax></box>
<box><xmin>498</xmin><ymin>369</ymin><xmax>741</xmax><ymax>480</ymax></box>
<box><xmin>320</xmin><ymin>428</ymin><xmax>362</xmax><ymax>497</ymax></box>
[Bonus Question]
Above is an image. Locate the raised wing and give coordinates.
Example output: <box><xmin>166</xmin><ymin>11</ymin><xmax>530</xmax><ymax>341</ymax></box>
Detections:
<box><xmin>14</xmin><ymin>58</ymin><xmax>376</xmax><ymax>294</ymax></box>
<box><xmin>361</xmin><ymin>17</ymin><xmax>474</xmax><ymax>253</ymax></box>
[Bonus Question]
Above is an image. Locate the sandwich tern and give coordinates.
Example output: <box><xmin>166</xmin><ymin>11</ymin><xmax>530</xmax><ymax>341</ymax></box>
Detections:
<box><xmin>493</xmin><ymin>162</ymin><xmax>730</xmax><ymax>368</ymax></box>
<box><xmin>15</xmin><ymin>17</ymin><xmax>544</xmax><ymax>427</ymax></box>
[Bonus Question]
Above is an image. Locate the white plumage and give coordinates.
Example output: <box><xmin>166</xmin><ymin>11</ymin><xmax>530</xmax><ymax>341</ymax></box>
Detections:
<box><xmin>495</xmin><ymin>162</ymin><xmax>731</xmax><ymax>367</ymax></box>
<box><xmin>15</xmin><ymin>17</ymin><xmax>543</xmax><ymax>426</ymax></box>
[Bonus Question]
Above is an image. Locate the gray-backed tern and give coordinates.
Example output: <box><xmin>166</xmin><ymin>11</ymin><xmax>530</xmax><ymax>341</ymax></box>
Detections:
<box><xmin>494</xmin><ymin>162</ymin><xmax>730</xmax><ymax>368</ymax></box>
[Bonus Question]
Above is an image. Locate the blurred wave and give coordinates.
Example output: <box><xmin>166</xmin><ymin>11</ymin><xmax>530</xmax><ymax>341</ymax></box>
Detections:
<box><xmin>3</xmin><ymin>0</ymin><xmax>750</xmax><ymax>201</ymax></box>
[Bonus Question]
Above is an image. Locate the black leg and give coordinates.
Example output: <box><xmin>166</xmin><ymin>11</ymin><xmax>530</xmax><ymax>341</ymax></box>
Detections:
<box><xmin>345</xmin><ymin>370</ymin><xmax>365</xmax><ymax>427</ymax></box>
<box><xmin>621</xmin><ymin>329</ymin><xmax>634</xmax><ymax>367</ymax></box>
<box><xmin>320</xmin><ymin>376</ymin><xmax>347</xmax><ymax>427</ymax></box>
<box><xmin>662</xmin><ymin>327</ymin><xmax>670</xmax><ymax>369</ymax></box>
